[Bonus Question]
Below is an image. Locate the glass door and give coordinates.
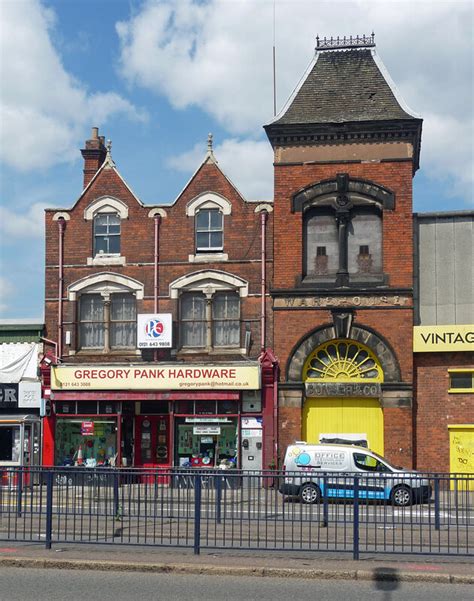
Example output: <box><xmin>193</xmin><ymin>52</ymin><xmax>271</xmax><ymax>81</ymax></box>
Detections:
<box><xmin>135</xmin><ymin>416</ymin><xmax>169</xmax><ymax>466</ymax></box>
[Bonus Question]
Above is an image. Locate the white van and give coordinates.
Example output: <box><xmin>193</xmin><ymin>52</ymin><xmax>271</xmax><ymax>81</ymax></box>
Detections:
<box><xmin>279</xmin><ymin>443</ymin><xmax>431</xmax><ymax>506</ymax></box>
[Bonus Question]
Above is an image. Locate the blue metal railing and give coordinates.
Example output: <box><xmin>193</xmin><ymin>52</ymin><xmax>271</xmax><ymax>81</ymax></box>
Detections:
<box><xmin>0</xmin><ymin>467</ymin><xmax>472</xmax><ymax>559</ymax></box>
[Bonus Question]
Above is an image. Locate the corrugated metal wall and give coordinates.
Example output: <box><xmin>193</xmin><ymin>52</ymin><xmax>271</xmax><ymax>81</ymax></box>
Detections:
<box><xmin>416</xmin><ymin>213</ymin><xmax>473</xmax><ymax>325</ymax></box>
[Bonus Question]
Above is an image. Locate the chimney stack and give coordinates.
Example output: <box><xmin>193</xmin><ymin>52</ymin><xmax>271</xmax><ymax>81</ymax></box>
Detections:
<box><xmin>80</xmin><ymin>127</ymin><xmax>107</xmax><ymax>189</ymax></box>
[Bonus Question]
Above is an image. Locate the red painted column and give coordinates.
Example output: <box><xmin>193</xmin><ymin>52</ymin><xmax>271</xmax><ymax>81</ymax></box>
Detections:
<box><xmin>260</xmin><ymin>349</ymin><xmax>279</xmax><ymax>469</ymax></box>
<box><xmin>42</xmin><ymin>416</ymin><xmax>55</xmax><ymax>466</ymax></box>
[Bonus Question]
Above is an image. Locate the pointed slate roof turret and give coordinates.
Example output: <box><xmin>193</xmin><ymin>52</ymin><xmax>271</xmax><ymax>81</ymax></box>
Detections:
<box><xmin>265</xmin><ymin>35</ymin><xmax>423</xmax><ymax>172</ymax></box>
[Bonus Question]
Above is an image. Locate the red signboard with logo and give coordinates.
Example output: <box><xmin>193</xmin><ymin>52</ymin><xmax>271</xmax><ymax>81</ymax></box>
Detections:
<box><xmin>81</xmin><ymin>421</ymin><xmax>94</xmax><ymax>436</ymax></box>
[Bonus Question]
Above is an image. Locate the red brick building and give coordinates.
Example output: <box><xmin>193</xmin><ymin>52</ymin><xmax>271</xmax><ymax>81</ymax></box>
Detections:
<box><xmin>41</xmin><ymin>36</ymin><xmax>473</xmax><ymax>475</ymax></box>
<box><xmin>264</xmin><ymin>36</ymin><xmax>423</xmax><ymax>469</ymax></box>
<box><xmin>43</xmin><ymin>133</ymin><xmax>277</xmax><ymax>470</ymax></box>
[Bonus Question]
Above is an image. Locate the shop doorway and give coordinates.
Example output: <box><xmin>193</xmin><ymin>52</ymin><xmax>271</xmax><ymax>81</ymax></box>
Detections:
<box><xmin>449</xmin><ymin>425</ymin><xmax>474</xmax><ymax>491</ymax></box>
<box><xmin>303</xmin><ymin>339</ymin><xmax>385</xmax><ymax>454</ymax></box>
<box><xmin>303</xmin><ymin>397</ymin><xmax>384</xmax><ymax>455</ymax></box>
<box><xmin>135</xmin><ymin>415</ymin><xmax>170</xmax><ymax>467</ymax></box>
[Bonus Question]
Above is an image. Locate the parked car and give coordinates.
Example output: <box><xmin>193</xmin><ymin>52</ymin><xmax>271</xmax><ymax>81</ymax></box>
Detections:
<box><xmin>279</xmin><ymin>443</ymin><xmax>431</xmax><ymax>506</ymax></box>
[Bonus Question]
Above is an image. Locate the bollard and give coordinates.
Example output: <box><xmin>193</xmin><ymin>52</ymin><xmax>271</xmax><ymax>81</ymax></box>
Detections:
<box><xmin>194</xmin><ymin>474</ymin><xmax>202</xmax><ymax>555</ymax></box>
<box><xmin>353</xmin><ymin>477</ymin><xmax>360</xmax><ymax>560</ymax></box>
<box><xmin>45</xmin><ymin>471</ymin><xmax>54</xmax><ymax>550</ymax></box>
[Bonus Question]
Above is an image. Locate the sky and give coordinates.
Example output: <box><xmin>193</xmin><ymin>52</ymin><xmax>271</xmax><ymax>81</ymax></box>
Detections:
<box><xmin>0</xmin><ymin>0</ymin><xmax>473</xmax><ymax>320</ymax></box>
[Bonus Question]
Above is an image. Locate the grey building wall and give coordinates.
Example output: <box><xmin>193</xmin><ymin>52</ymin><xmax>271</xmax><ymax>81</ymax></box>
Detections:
<box><xmin>414</xmin><ymin>212</ymin><xmax>474</xmax><ymax>325</ymax></box>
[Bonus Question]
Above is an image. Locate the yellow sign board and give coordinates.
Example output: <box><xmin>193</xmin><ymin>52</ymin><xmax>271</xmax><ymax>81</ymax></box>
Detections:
<box><xmin>413</xmin><ymin>325</ymin><xmax>474</xmax><ymax>352</ymax></box>
<box><xmin>51</xmin><ymin>364</ymin><xmax>261</xmax><ymax>391</ymax></box>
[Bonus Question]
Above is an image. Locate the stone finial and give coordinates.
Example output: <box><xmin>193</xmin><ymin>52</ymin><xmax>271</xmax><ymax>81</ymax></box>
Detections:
<box><xmin>104</xmin><ymin>139</ymin><xmax>116</xmax><ymax>168</ymax></box>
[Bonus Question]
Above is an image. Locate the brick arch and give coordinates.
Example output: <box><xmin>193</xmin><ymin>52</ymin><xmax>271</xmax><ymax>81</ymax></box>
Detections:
<box><xmin>292</xmin><ymin>176</ymin><xmax>395</xmax><ymax>213</ymax></box>
<box><xmin>286</xmin><ymin>324</ymin><xmax>401</xmax><ymax>383</ymax></box>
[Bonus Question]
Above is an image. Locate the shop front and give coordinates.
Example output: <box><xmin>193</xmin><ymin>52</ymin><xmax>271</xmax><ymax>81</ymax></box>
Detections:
<box><xmin>0</xmin><ymin>379</ymin><xmax>42</xmax><ymax>486</ymax></box>
<box><xmin>45</xmin><ymin>362</ymin><xmax>277</xmax><ymax>470</ymax></box>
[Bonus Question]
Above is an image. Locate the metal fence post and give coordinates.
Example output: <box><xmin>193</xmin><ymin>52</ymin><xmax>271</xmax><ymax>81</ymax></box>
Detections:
<box><xmin>16</xmin><ymin>468</ymin><xmax>23</xmax><ymax>518</ymax></box>
<box><xmin>113</xmin><ymin>472</ymin><xmax>120</xmax><ymax>519</ymax></box>
<box><xmin>322</xmin><ymin>475</ymin><xmax>328</xmax><ymax>528</ymax></box>
<box><xmin>434</xmin><ymin>477</ymin><xmax>440</xmax><ymax>531</ymax></box>
<box><xmin>194</xmin><ymin>473</ymin><xmax>202</xmax><ymax>555</ymax></box>
<box><xmin>215</xmin><ymin>473</ymin><xmax>222</xmax><ymax>525</ymax></box>
<box><xmin>45</xmin><ymin>471</ymin><xmax>54</xmax><ymax>550</ymax></box>
<box><xmin>353</xmin><ymin>476</ymin><xmax>359</xmax><ymax>560</ymax></box>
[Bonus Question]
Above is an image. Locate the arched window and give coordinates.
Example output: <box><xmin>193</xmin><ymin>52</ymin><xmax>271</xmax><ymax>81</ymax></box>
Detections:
<box><xmin>299</xmin><ymin>175</ymin><xmax>389</xmax><ymax>286</ymax></box>
<box><xmin>195</xmin><ymin>208</ymin><xmax>223</xmax><ymax>252</ymax></box>
<box><xmin>69</xmin><ymin>272</ymin><xmax>143</xmax><ymax>353</ymax></box>
<box><xmin>93</xmin><ymin>212</ymin><xmax>121</xmax><ymax>255</ymax></box>
<box><xmin>79</xmin><ymin>292</ymin><xmax>136</xmax><ymax>350</ymax></box>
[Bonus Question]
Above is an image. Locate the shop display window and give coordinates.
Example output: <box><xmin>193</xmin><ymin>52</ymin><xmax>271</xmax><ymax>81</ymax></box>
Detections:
<box><xmin>55</xmin><ymin>419</ymin><xmax>117</xmax><ymax>466</ymax></box>
<box><xmin>176</xmin><ymin>420</ymin><xmax>237</xmax><ymax>468</ymax></box>
<box><xmin>0</xmin><ymin>426</ymin><xmax>20</xmax><ymax>463</ymax></box>
<box><xmin>219</xmin><ymin>400</ymin><xmax>238</xmax><ymax>414</ymax></box>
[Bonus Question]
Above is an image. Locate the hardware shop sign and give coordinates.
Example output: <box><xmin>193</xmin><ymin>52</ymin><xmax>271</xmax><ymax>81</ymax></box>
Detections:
<box><xmin>306</xmin><ymin>382</ymin><xmax>381</xmax><ymax>398</ymax></box>
<box><xmin>51</xmin><ymin>364</ymin><xmax>261</xmax><ymax>391</ymax></box>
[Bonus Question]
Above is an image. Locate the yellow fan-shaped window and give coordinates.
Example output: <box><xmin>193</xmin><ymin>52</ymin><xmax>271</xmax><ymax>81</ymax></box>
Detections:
<box><xmin>303</xmin><ymin>339</ymin><xmax>383</xmax><ymax>383</ymax></box>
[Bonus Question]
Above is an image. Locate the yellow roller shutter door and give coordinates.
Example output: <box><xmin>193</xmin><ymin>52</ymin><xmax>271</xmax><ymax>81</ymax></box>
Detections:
<box><xmin>303</xmin><ymin>397</ymin><xmax>384</xmax><ymax>455</ymax></box>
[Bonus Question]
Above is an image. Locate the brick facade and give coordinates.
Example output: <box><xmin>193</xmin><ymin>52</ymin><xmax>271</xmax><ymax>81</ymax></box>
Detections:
<box><xmin>414</xmin><ymin>353</ymin><xmax>474</xmax><ymax>472</ymax></box>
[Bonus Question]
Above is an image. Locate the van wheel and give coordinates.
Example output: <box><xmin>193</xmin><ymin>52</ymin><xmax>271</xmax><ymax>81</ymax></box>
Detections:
<box><xmin>300</xmin><ymin>483</ymin><xmax>321</xmax><ymax>504</ymax></box>
<box><xmin>391</xmin><ymin>485</ymin><xmax>413</xmax><ymax>507</ymax></box>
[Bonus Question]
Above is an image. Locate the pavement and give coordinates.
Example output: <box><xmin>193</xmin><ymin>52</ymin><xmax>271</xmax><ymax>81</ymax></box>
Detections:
<box><xmin>0</xmin><ymin>542</ymin><xmax>472</xmax><ymax>584</ymax></box>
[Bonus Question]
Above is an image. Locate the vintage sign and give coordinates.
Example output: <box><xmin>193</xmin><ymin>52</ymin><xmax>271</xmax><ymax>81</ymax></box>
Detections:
<box><xmin>137</xmin><ymin>314</ymin><xmax>172</xmax><ymax>348</ymax></box>
<box><xmin>274</xmin><ymin>294</ymin><xmax>411</xmax><ymax>309</ymax></box>
<box><xmin>306</xmin><ymin>382</ymin><xmax>381</xmax><ymax>398</ymax></box>
<box><xmin>52</xmin><ymin>365</ymin><xmax>261</xmax><ymax>391</ymax></box>
<box><xmin>0</xmin><ymin>383</ymin><xmax>18</xmax><ymax>408</ymax></box>
<box><xmin>414</xmin><ymin>325</ymin><xmax>474</xmax><ymax>353</ymax></box>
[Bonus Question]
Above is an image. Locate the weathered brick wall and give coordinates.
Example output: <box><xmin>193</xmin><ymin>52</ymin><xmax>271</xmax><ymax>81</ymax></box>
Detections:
<box><xmin>414</xmin><ymin>352</ymin><xmax>474</xmax><ymax>472</ymax></box>
<box><xmin>44</xmin><ymin>161</ymin><xmax>274</xmax><ymax>361</ymax></box>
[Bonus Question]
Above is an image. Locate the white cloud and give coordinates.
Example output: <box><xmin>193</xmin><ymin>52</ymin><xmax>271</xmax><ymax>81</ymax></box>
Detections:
<box><xmin>0</xmin><ymin>202</ymin><xmax>46</xmax><ymax>240</ymax></box>
<box><xmin>0</xmin><ymin>0</ymin><xmax>147</xmax><ymax>171</ymax></box>
<box><xmin>0</xmin><ymin>276</ymin><xmax>15</xmax><ymax>314</ymax></box>
<box><xmin>117</xmin><ymin>0</ymin><xmax>473</xmax><ymax>202</ymax></box>
<box><xmin>168</xmin><ymin>138</ymin><xmax>274</xmax><ymax>200</ymax></box>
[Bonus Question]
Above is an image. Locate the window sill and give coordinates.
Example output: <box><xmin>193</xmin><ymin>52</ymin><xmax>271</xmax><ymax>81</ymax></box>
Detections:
<box><xmin>178</xmin><ymin>347</ymin><xmax>246</xmax><ymax>355</ymax></box>
<box><xmin>448</xmin><ymin>389</ymin><xmax>473</xmax><ymax>394</ymax></box>
<box><xmin>189</xmin><ymin>253</ymin><xmax>228</xmax><ymax>263</ymax></box>
<box><xmin>73</xmin><ymin>349</ymin><xmax>141</xmax><ymax>356</ymax></box>
<box><xmin>87</xmin><ymin>255</ymin><xmax>126</xmax><ymax>266</ymax></box>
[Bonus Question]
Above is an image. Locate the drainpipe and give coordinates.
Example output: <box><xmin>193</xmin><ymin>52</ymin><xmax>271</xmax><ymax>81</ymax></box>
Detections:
<box><xmin>260</xmin><ymin>210</ymin><xmax>268</xmax><ymax>353</ymax></box>
<box><xmin>154</xmin><ymin>214</ymin><xmax>161</xmax><ymax>361</ymax></box>
<box><xmin>57</xmin><ymin>218</ymin><xmax>66</xmax><ymax>360</ymax></box>
<box><xmin>40</xmin><ymin>338</ymin><xmax>58</xmax><ymax>364</ymax></box>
